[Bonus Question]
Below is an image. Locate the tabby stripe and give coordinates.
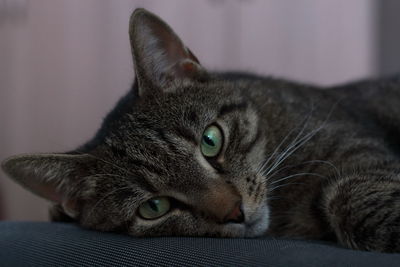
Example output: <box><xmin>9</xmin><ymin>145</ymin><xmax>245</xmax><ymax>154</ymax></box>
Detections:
<box><xmin>129</xmin><ymin>158</ymin><xmax>164</xmax><ymax>176</ymax></box>
<box><xmin>134</xmin><ymin>176</ymin><xmax>157</xmax><ymax>194</ymax></box>
<box><xmin>230</xmin><ymin>118</ymin><xmax>240</xmax><ymax>143</ymax></box>
<box><xmin>241</xmin><ymin>126</ymin><xmax>262</xmax><ymax>154</ymax></box>
<box><xmin>218</xmin><ymin>102</ymin><xmax>248</xmax><ymax>117</ymax></box>
<box><xmin>210</xmin><ymin>161</ymin><xmax>226</xmax><ymax>174</ymax></box>
<box><xmin>382</xmin><ymin>194</ymin><xmax>399</xmax><ymax>208</ymax></box>
<box><xmin>111</xmin><ymin>146</ymin><xmax>127</xmax><ymax>158</ymax></box>
<box><xmin>353</xmin><ymin>197</ymin><xmax>395</xmax><ymax>231</ymax></box>
<box><xmin>173</xmin><ymin>127</ymin><xmax>198</xmax><ymax>145</ymax></box>
<box><xmin>350</xmin><ymin>189</ymin><xmax>382</xmax><ymax>209</ymax></box>
<box><xmin>372</xmin><ymin>211</ymin><xmax>394</xmax><ymax>229</ymax></box>
<box><xmin>363</xmin><ymin>190</ymin><xmax>380</xmax><ymax>198</ymax></box>
<box><xmin>187</xmin><ymin>110</ymin><xmax>199</xmax><ymax>124</ymax></box>
<box><xmin>390</xmin><ymin>190</ymin><xmax>400</xmax><ymax>198</ymax></box>
<box><xmin>353</xmin><ymin>208</ymin><xmax>381</xmax><ymax>232</ymax></box>
<box><xmin>113</xmin><ymin>188</ymin><xmax>140</xmax><ymax>202</ymax></box>
<box><xmin>154</xmin><ymin>128</ymin><xmax>179</xmax><ymax>153</ymax></box>
<box><xmin>360</xmin><ymin>198</ymin><xmax>382</xmax><ymax>209</ymax></box>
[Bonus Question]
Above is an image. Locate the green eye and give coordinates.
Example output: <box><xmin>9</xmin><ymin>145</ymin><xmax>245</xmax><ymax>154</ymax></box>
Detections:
<box><xmin>201</xmin><ymin>125</ymin><xmax>223</xmax><ymax>157</ymax></box>
<box><xmin>138</xmin><ymin>197</ymin><xmax>171</xmax><ymax>220</ymax></box>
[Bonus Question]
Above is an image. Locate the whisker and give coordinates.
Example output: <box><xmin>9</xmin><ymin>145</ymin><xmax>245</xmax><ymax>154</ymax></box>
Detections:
<box><xmin>302</xmin><ymin>159</ymin><xmax>341</xmax><ymax>178</ymax></box>
<box><xmin>270</xmin><ymin>172</ymin><xmax>326</xmax><ymax>186</ymax></box>
<box><xmin>268</xmin><ymin>182</ymin><xmax>304</xmax><ymax>193</ymax></box>
<box><xmin>256</xmin><ymin>127</ymin><xmax>297</xmax><ymax>175</ymax></box>
<box><xmin>259</xmin><ymin>103</ymin><xmax>315</xmax><ymax>176</ymax></box>
<box><xmin>266</xmin><ymin>196</ymin><xmax>282</xmax><ymax>201</ymax></box>
<box><xmin>262</xmin><ymin>98</ymin><xmax>342</xmax><ymax>181</ymax></box>
<box><xmin>263</xmin><ymin>125</ymin><xmax>320</xmax><ymax>179</ymax></box>
<box><xmin>266</xmin><ymin>159</ymin><xmax>336</xmax><ymax>180</ymax></box>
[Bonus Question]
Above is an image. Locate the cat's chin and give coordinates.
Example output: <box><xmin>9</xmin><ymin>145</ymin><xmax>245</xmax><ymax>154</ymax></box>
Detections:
<box><xmin>221</xmin><ymin>204</ymin><xmax>270</xmax><ymax>238</ymax></box>
<box><xmin>243</xmin><ymin>206</ymin><xmax>270</xmax><ymax>237</ymax></box>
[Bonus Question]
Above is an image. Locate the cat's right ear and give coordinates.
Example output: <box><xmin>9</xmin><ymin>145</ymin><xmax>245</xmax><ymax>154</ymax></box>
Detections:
<box><xmin>129</xmin><ymin>8</ymin><xmax>207</xmax><ymax>96</ymax></box>
<box><xmin>1</xmin><ymin>153</ymin><xmax>96</xmax><ymax>218</ymax></box>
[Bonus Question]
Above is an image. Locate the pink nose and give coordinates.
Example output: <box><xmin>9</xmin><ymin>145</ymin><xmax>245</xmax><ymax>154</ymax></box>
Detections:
<box><xmin>223</xmin><ymin>202</ymin><xmax>244</xmax><ymax>223</ymax></box>
<box><xmin>197</xmin><ymin>181</ymin><xmax>244</xmax><ymax>224</ymax></box>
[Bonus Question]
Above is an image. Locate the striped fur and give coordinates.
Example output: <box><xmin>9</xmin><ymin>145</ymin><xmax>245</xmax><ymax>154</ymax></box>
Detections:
<box><xmin>2</xmin><ymin>9</ymin><xmax>400</xmax><ymax>253</ymax></box>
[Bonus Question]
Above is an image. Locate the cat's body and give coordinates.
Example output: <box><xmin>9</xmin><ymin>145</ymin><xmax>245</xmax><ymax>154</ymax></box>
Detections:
<box><xmin>3</xmin><ymin>9</ymin><xmax>400</xmax><ymax>253</ymax></box>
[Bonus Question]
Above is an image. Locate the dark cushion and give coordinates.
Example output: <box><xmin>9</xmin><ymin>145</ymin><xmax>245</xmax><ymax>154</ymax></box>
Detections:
<box><xmin>1</xmin><ymin>221</ymin><xmax>399</xmax><ymax>267</ymax></box>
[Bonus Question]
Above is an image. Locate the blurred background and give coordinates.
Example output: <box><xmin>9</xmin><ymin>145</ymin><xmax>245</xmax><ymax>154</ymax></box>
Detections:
<box><xmin>0</xmin><ymin>0</ymin><xmax>399</xmax><ymax>221</ymax></box>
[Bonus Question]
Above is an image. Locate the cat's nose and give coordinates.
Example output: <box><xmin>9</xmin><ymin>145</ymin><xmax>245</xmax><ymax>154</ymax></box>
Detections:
<box><xmin>197</xmin><ymin>181</ymin><xmax>244</xmax><ymax>224</ymax></box>
<box><xmin>223</xmin><ymin>201</ymin><xmax>244</xmax><ymax>224</ymax></box>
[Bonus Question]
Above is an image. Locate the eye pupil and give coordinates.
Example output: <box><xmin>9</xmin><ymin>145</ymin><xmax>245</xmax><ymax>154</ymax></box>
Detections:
<box><xmin>203</xmin><ymin>136</ymin><xmax>215</xmax><ymax>146</ymax></box>
<box><xmin>148</xmin><ymin>200</ymin><xmax>159</xmax><ymax>212</ymax></box>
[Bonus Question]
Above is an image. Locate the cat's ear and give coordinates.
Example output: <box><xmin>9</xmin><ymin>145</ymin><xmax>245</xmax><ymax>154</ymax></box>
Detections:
<box><xmin>1</xmin><ymin>153</ymin><xmax>95</xmax><ymax>218</ymax></box>
<box><xmin>129</xmin><ymin>8</ymin><xmax>207</xmax><ymax>95</ymax></box>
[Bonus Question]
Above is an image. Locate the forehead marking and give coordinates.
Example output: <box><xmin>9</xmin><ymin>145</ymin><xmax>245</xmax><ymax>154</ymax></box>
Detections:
<box><xmin>218</xmin><ymin>101</ymin><xmax>248</xmax><ymax>117</ymax></box>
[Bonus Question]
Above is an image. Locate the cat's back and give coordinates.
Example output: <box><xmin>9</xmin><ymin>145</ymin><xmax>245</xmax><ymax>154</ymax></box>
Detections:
<box><xmin>331</xmin><ymin>75</ymin><xmax>400</xmax><ymax>124</ymax></box>
<box><xmin>331</xmin><ymin>75</ymin><xmax>400</xmax><ymax>154</ymax></box>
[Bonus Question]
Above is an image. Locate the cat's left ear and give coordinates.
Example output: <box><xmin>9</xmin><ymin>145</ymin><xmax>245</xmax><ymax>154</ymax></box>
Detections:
<box><xmin>129</xmin><ymin>8</ymin><xmax>208</xmax><ymax>95</ymax></box>
<box><xmin>1</xmin><ymin>153</ymin><xmax>96</xmax><ymax>218</ymax></box>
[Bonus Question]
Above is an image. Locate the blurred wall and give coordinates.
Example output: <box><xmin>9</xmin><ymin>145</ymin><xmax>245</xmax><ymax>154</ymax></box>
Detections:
<box><xmin>378</xmin><ymin>0</ymin><xmax>400</xmax><ymax>76</ymax></box>
<box><xmin>0</xmin><ymin>0</ymin><xmax>378</xmax><ymax>221</ymax></box>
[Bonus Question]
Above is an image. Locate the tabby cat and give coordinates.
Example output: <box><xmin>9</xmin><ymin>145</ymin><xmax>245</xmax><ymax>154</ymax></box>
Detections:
<box><xmin>3</xmin><ymin>9</ymin><xmax>400</xmax><ymax>253</ymax></box>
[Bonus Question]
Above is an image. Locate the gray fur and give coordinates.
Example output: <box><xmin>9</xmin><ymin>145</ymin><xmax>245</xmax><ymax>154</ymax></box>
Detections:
<box><xmin>2</xmin><ymin>8</ymin><xmax>400</xmax><ymax>253</ymax></box>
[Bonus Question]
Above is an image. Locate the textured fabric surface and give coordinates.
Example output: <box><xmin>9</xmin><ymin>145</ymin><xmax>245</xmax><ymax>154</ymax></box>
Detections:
<box><xmin>1</xmin><ymin>222</ymin><xmax>400</xmax><ymax>267</ymax></box>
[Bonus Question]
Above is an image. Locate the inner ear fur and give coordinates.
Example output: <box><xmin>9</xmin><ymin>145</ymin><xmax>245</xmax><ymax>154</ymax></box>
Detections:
<box><xmin>129</xmin><ymin>8</ymin><xmax>208</xmax><ymax>95</ymax></box>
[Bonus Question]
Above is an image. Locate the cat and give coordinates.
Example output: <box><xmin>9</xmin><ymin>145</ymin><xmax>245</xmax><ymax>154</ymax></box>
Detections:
<box><xmin>2</xmin><ymin>8</ymin><xmax>400</xmax><ymax>253</ymax></box>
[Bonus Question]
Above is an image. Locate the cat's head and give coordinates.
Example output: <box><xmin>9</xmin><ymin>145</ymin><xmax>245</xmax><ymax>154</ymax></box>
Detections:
<box><xmin>2</xmin><ymin>8</ymin><xmax>269</xmax><ymax>237</ymax></box>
